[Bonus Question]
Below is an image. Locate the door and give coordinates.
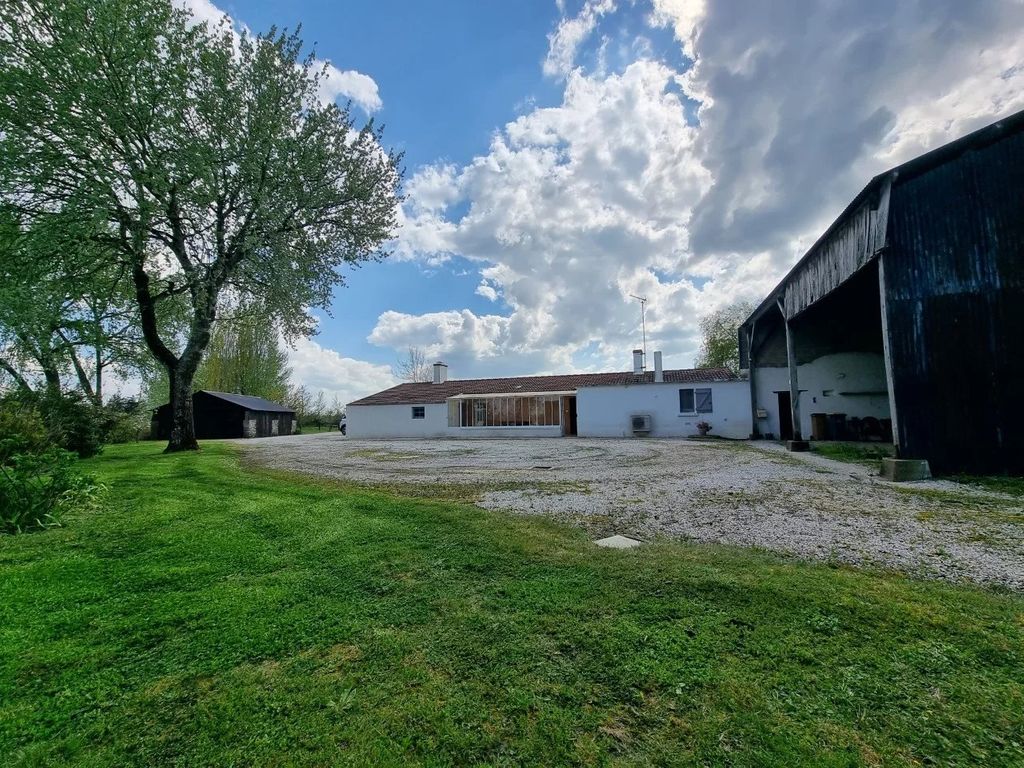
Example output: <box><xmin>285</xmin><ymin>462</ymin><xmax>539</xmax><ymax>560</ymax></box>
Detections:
<box><xmin>562</xmin><ymin>396</ymin><xmax>578</xmax><ymax>436</ymax></box>
<box><xmin>777</xmin><ymin>391</ymin><xmax>793</xmax><ymax>441</ymax></box>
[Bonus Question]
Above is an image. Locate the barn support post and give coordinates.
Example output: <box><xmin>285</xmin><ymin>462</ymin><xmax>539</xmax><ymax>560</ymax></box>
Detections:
<box><xmin>747</xmin><ymin>320</ymin><xmax>760</xmax><ymax>438</ymax></box>
<box><xmin>877</xmin><ymin>251</ymin><xmax>902</xmax><ymax>456</ymax></box>
<box><xmin>778</xmin><ymin>299</ymin><xmax>807</xmax><ymax>449</ymax></box>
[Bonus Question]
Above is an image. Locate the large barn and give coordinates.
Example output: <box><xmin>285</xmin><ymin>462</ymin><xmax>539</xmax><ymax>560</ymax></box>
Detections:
<box><xmin>740</xmin><ymin>110</ymin><xmax>1023</xmax><ymax>475</ymax></box>
<box><xmin>152</xmin><ymin>390</ymin><xmax>296</xmax><ymax>440</ymax></box>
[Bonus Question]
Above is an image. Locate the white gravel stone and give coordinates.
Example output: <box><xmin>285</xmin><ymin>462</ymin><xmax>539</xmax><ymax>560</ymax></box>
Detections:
<box><xmin>237</xmin><ymin>433</ymin><xmax>1024</xmax><ymax>589</ymax></box>
<box><xmin>594</xmin><ymin>535</ymin><xmax>642</xmax><ymax>549</ymax></box>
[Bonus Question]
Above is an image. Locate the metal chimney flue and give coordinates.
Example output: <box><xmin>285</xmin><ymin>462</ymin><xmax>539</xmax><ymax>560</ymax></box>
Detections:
<box><xmin>433</xmin><ymin>362</ymin><xmax>448</xmax><ymax>384</ymax></box>
<box><xmin>632</xmin><ymin>349</ymin><xmax>644</xmax><ymax>374</ymax></box>
<box><xmin>653</xmin><ymin>351</ymin><xmax>663</xmax><ymax>382</ymax></box>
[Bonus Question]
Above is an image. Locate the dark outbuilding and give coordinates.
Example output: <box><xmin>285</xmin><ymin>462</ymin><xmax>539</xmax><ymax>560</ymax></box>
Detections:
<box><xmin>152</xmin><ymin>390</ymin><xmax>296</xmax><ymax>440</ymax></box>
<box><xmin>741</xmin><ymin>110</ymin><xmax>1023</xmax><ymax>476</ymax></box>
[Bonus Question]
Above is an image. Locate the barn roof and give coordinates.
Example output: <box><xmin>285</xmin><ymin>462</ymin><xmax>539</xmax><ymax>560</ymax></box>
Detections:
<box><xmin>740</xmin><ymin>106</ymin><xmax>1024</xmax><ymax>336</ymax></box>
<box><xmin>348</xmin><ymin>368</ymin><xmax>736</xmax><ymax>406</ymax></box>
<box><xmin>197</xmin><ymin>390</ymin><xmax>295</xmax><ymax>413</ymax></box>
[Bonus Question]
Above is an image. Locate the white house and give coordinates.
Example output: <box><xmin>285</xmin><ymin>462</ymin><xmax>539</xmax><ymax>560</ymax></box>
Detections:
<box><xmin>346</xmin><ymin>351</ymin><xmax>751</xmax><ymax>440</ymax></box>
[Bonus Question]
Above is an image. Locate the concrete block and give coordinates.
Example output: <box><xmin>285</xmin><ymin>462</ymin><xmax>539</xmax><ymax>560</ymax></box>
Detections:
<box><xmin>787</xmin><ymin>440</ymin><xmax>810</xmax><ymax>452</ymax></box>
<box><xmin>595</xmin><ymin>535</ymin><xmax>642</xmax><ymax>549</ymax></box>
<box><xmin>881</xmin><ymin>458</ymin><xmax>931</xmax><ymax>482</ymax></box>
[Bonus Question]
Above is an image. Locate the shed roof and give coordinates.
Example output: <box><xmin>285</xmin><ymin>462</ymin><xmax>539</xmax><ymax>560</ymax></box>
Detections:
<box><xmin>348</xmin><ymin>368</ymin><xmax>736</xmax><ymax>406</ymax></box>
<box><xmin>197</xmin><ymin>390</ymin><xmax>295</xmax><ymax>413</ymax></box>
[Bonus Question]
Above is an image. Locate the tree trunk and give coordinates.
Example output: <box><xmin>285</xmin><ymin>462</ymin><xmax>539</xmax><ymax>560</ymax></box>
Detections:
<box><xmin>0</xmin><ymin>357</ymin><xmax>32</xmax><ymax>393</ymax></box>
<box><xmin>94</xmin><ymin>340</ymin><xmax>103</xmax><ymax>404</ymax></box>
<box><xmin>165</xmin><ymin>368</ymin><xmax>199</xmax><ymax>452</ymax></box>
<box><xmin>42</xmin><ymin>364</ymin><xmax>62</xmax><ymax>396</ymax></box>
<box><xmin>67</xmin><ymin>346</ymin><xmax>99</xmax><ymax>404</ymax></box>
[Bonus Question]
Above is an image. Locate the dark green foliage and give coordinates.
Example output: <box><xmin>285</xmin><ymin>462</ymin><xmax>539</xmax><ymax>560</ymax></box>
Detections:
<box><xmin>0</xmin><ymin>446</ymin><xmax>101</xmax><ymax>533</ymax></box>
<box><xmin>38</xmin><ymin>390</ymin><xmax>104</xmax><ymax>458</ymax></box>
<box><xmin>0</xmin><ymin>397</ymin><xmax>102</xmax><ymax>534</ymax></box>
<box><xmin>1</xmin><ymin>443</ymin><xmax>1021</xmax><ymax>765</ymax></box>
<box><xmin>0</xmin><ymin>397</ymin><xmax>49</xmax><ymax>458</ymax></box>
<box><xmin>1</xmin><ymin>390</ymin><xmax>104</xmax><ymax>458</ymax></box>
<box><xmin>99</xmin><ymin>395</ymin><xmax>149</xmax><ymax>444</ymax></box>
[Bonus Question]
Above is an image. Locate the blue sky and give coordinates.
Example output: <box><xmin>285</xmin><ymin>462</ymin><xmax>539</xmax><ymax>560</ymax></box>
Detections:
<box><xmin>183</xmin><ymin>0</ymin><xmax>1024</xmax><ymax>404</ymax></box>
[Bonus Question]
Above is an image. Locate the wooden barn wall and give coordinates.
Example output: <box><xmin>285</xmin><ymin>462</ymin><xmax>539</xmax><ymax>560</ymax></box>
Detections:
<box><xmin>193</xmin><ymin>394</ymin><xmax>245</xmax><ymax>440</ymax></box>
<box><xmin>245</xmin><ymin>410</ymin><xmax>293</xmax><ymax>438</ymax></box>
<box><xmin>782</xmin><ymin>182</ymin><xmax>890</xmax><ymax>320</ymax></box>
<box><xmin>884</xmin><ymin>131</ymin><xmax>1024</xmax><ymax>474</ymax></box>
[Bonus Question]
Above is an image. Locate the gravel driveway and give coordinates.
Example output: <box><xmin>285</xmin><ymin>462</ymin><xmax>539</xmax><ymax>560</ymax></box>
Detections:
<box><xmin>238</xmin><ymin>433</ymin><xmax>1024</xmax><ymax>588</ymax></box>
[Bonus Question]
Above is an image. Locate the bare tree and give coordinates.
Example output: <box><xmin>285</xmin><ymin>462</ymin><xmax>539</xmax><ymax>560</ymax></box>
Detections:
<box><xmin>394</xmin><ymin>346</ymin><xmax>431</xmax><ymax>382</ymax></box>
<box><xmin>310</xmin><ymin>390</ymin><xmax>327</xmax><ymax>430</ymax></box>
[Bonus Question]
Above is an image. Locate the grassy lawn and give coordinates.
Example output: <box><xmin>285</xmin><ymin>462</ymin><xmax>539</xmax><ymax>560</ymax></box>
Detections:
<box><xmin>948</xmin><ymin>475</ymin><xmax>1024</xmax><ymax>497</ymax></box>
<box><xmin>2</xmin><ymin>444</ymin><xmax>1023</xmax><ymax>766</ymax></box>
<box><xmin>810</xmin><ymin>442</ymin><xmax>894</xmax><ymax>470</ymax></box>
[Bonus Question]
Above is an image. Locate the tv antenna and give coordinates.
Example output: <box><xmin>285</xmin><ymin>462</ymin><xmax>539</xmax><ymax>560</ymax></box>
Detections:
<box><xmin>629</xmin><ymin>294</ymin><xmax>648</xmax><ymax>370</ymax></box>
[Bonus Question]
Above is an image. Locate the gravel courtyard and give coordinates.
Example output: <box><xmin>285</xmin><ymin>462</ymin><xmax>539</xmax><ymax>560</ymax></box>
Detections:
<box><xmin>239</xmin><ymin>433</ymin><xmax>1024</xmax><ymax>588</ymax></box>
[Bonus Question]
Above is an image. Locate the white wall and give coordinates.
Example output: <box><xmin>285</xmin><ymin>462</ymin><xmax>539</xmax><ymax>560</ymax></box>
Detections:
<box><xmin>347</xmin><ymin>403</ymin><xmax>449</xmax><ymax>438</ymax></box>
<box><xmin>753</xmin><ymin>352</ymin><xmax>890</xmax><ymax>439</ymax></box>
<box><xmin>576</xmin><ymin>381</ymin><xmax>751</xmax><ymax>439</ymax></box>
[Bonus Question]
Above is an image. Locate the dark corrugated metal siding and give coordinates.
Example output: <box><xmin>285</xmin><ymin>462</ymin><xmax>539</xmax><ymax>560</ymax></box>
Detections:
<box><xmin>153</xmin><ymin>392</ymin><xmax>295</xmax><ymax>440</ymax></box>
<box><xmin>885</xmin><ymin>129</ymin><xmax>1024</xmax><ymax>474</ymax></box>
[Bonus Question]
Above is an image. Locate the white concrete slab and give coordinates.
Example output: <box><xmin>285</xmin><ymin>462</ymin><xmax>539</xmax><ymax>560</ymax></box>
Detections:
<box><xmin>594</xmin><ymin>535</ymin><xmax>642</xmax><ymax>549</ymax></box>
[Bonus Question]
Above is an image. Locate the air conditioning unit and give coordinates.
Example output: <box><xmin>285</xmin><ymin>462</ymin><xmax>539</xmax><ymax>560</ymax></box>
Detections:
<box><xmin>631</xmin><ymin>414</ymin><xmax>652</xmax><ymax>435</ymax></box>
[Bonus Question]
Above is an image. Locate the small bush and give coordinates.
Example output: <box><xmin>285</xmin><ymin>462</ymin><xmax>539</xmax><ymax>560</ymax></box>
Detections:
<box><xmin>0</xmin><ymin>399</ymin><xmax>49</xmax><ymax>459</ymax></box>
<box><xmin>39</xmin><ymin>390</ymin><xmax>104</xmax><ymax>458</ymax></box>
<box><xmin>100</xmin><ymin>396</ymin><xmax>149</xmax><ymax>444</ymax></box>
<box><xmin>0</xmin><ymin>395</ymin><xmax>104</xmax><ymax>534</ymax></box>
<box><xmin>1</xmin><ymin>390</ymin><xmax>104</xmax><ymax>457</ymax></box>
<box><xmin>0</xmin><ymin>445</ymin><xmax>102</xmax><ymax>533</ymax></box>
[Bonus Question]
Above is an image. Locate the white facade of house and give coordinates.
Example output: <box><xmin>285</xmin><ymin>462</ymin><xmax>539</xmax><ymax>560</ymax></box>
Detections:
<box><xmin>576</xmin><ymin>381</ymin><xmax>751</xmax><ymax>439</ymax></box>
<box><xmin>752</xmin><ymin>351</ymin><xmax>890</xmax><ymax>439</ymax></box>
<box><xmin>348</xmin><ymin>379</ymin><xmax>752</xmax><ymax>440</ymax></box>
<box><xmin>346</xmin><ymin>403</ymin><xmax>449</xmax><ymax>438</ymax></box>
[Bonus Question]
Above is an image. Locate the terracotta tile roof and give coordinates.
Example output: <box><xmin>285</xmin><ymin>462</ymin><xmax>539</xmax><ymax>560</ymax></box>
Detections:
<box><xmin>347</xmin><ymin>367</ymin><xmax>737</xmax><ymax>406</ymax></box>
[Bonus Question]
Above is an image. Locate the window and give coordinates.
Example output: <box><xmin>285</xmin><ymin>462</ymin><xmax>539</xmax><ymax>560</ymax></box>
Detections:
<box><xmin>679</xmin><ymin>388</ymin><xmax>694</xmax><ymax>413</ymax></box>
<box><xmin>411</xmin><ymin>406</ymin><xmax>425</xmax><ymax>419</ymax></box>
<box><xmin>680</xmin><ymin>388</ymin><xmax>713</xmax><ymax>414</ymax></box>
<box><xmin>447</xmin><ymin>395</ymin><xmax>562</xmax><ymax>428</ymax></box>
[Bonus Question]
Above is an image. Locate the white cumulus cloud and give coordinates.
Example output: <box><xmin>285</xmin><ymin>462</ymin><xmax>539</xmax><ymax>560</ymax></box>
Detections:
<box><xmin>544</xmin><ymin>0</ymin><xmax>617</xmax><ymax>78</ymax></box>
<box><xmin>179</xmin><ymin>0</ymin><xmax>382</xmax><ymax>113</ymax></box>
<box><xmin>317</xmin><ymin>65</ymin><xmax>383</xmax><ymax>113</ymax></box>
<box><xmin>383</xmin><ymin>0</ymin><xmax>1024</xmax><ymax>377</ymax></box>
<box><xmin>288</xmin><ymin>337</ymin><xmax>396</xmax><ymax>406</ymax></box>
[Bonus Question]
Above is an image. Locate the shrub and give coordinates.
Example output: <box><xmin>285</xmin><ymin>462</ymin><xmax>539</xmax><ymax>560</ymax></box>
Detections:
<box><xmin>0</xmin><ymin>395</ymin><xmax>104</xmax><ymax>534</ymax></box>
<box><xmin>38</xmin><ymin>390</ymin><xmax>104</xmax><ymax>458</ymax></box>
<box><xmin>1</xmin><ymin>390</ymin><xmax>104</xmax><ymax>457</ymax></box>
<box><xmin>0</xmin><ymin>445</ymin><xmax>102</xmax><ymax>533</ymax></box>
<box><xmin>100</xmin><ymin>396</ymin><xmax>149</xmax><ymax>444</ymax></box>
<box><xmin>0</xmin><ymin>398</ymin><xmax>49</xmax><ymax>459</ymax></box>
